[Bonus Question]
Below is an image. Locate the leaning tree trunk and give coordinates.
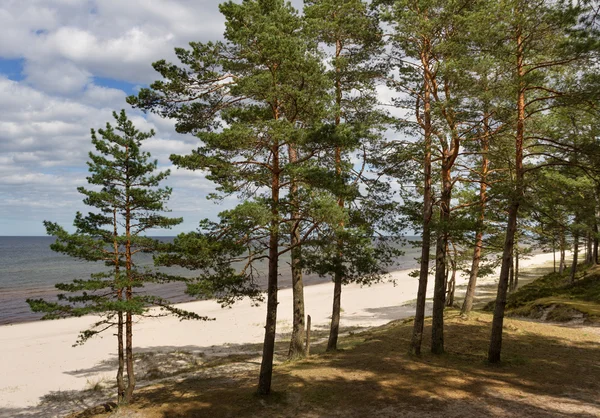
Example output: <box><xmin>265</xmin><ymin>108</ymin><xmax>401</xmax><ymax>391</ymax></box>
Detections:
<box><xmin>431</xmin><ymin>163</ymin><xmax>452</xmax><ymax>355</ymax></box>
<box><xmin>288</xmin><ymin>145</ymin><xmax>305</xmax><ymax>359</ymax></box>
<box><xmin>488</xmin><ymin>200</ymin><xmax>520</xmax><ymax>363</ymax></box>
<box><xmin>488</xmin><ymin>30</ymin><xmax>525</xmax><ymax>364</ymax></box>
<box><xmin>410</xmin><ymin>77</ymin><xmax>433</xmax><ymax>356</ymax></box>
<box><xmin>257</xmin><ymin>148</ymin><xmax>280</xmax><ymax>396</ymax></box>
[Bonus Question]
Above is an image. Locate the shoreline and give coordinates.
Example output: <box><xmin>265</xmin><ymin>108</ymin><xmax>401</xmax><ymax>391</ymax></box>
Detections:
<box><xmin>0</xmin><ymin>251</ymin><xmax>557</xmax><ymax>411</ymax></box>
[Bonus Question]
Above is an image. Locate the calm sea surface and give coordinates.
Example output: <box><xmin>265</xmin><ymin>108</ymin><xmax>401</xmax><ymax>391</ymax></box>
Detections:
<box><xmin>0</xmin><ymin>236</ymin><xmax>420</xmax><ymax>325</ymax></box>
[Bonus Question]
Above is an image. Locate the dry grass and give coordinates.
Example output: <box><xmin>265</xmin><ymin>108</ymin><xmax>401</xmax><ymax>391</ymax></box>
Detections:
<box><xmin>70</xmin><ymin>311</ymin><xmax>600</xmax><ymax>418</ymax></box>
<box><xmin>500</xmin><ymin>264</ymin><xmax>600</xmax><ymax>324</ymax></box>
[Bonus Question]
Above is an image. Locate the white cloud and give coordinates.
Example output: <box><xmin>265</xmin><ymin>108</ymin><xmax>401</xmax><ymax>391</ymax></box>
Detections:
<box><xmin>0</xmin><ymin>0</ymin><xmax>383</xmax><ymax>236</ymax></box>
<box><xmin>24</xmin><ymin>59</ymin><xmax>92</xmax><ymax>94</ymax></box>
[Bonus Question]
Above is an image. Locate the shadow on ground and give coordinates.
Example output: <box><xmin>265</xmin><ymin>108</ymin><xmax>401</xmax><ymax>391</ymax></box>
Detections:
<box><xmin>64</xmin><ymin>312</ymin><xmax>600</xmax><ymax>418</ymax></box>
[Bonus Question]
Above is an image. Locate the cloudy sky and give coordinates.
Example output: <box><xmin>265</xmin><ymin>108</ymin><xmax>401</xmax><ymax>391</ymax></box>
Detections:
<box><xmin>0</xmin><ymin>0</ymin><xmax>309</xmax><ymax>236</ymax></box>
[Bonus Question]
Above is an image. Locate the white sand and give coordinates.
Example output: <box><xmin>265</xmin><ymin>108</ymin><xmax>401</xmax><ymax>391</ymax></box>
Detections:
<box><xmin>0</xmin><ymin>251</ymin><xmax>557</xmax><ymax>410</ymax></box>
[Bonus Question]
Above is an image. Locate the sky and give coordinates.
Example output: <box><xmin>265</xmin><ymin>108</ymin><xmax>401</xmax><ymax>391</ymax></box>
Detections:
<box><xmin>0</xmin><ymin>0</ymin><xmax>403</xmax><ymax>237</ymax></box>
<box><xmin>0</xmin><ymin>0</ymin><xmax>298</xmax><ymax>236</ymax></box>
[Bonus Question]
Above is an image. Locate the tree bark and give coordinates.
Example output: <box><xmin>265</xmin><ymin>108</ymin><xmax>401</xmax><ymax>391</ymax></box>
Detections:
<box><xmin>123</xmin><ymin>173</ymin><xmax>135</xmax><ymax>404</ymax></box>
<box><xmin>431</xmin><ymin>163</ymin><xmax>452</xmax><ymax>354</ymax></box>
<box><xmin>410</xmin><ymin>76</ymin><xmax>433</xmax><ymax>356</ymax></box>
<box><xmin>288</xmin><ymin>237</ymin><xmax>305</xmax><ymax>358</ymax></box>
<box><xmin>116</xmin><ymin>309</ymin><xmax>125</xmax><ymax>404</ymax></box>
<box><xmin>124</xmin><ymin>309</ymin><xmax>135</xmax><ymax>403</ymax></box>
<box><xmin>594</xmin><ymin>222</ymin><xmax>599</xmax><ymax>265</ymax></box>
<box><xmin>327</xmin><ymin>272</ymin><xmax>343</xmax><ymax>351</ymax></box>
<box><xmin>446</xmin><ymin>243</ymin><xmax>457</xmax><ymax>308</ymax></box>
<box><xmin>287</xmin><ymin>145</ymin><xmax>305</xmax><ymax>359</ymax></box>
<box><xmin>586</xmin><ymin>232</ymin><xmax>592</xmax><ymax>264</ymax></box>
<box><xmin>327</xmin><ymin>37</ymin><xmax>346</xmax><ymax>353</ymax></box>
<box><xmin>570</xmin><ymin>230</ymin><xmax>579</xmax><ymax>284</ymax></box>
<box><xmin>488</xmin><ymin>200</ymin><xmax>519</xmax><ymax>363</ymax></box>
<box><xmin>461</xmin><ymin>130</ymin><xmax>489</xmax><ymax>315</ymax></box>
<box><xmin>559</xmin><ymin>229</ymin><xmax>566</xmax><ymax>274</ymax></box>
<box><xmin>553</xmin><ymin>237</ymin><xmax>556</xmax><ymax>273</ymax></box>
<box><xmin>113</xmin><ymin>207</ymin><xmax>125</xmax><ymax>404</ymax></box>
<box><xmin>514</xmin><ymin>247</ymin><xmax>519</xmax><ymax>291</ymax></box>
<box><xmin>508</xmin><ymin>253</ymin><xmax>514</xmax><ymax>293</ymax></box>
<box><xmin>488</xmin><ymin>28</ymin><xmax>524</xmax><ymax>364</ymax></box>
<box><xmin>257</xmin><ymin>146</ymin><xmax>280</xmax><ymax>396</ymax></box>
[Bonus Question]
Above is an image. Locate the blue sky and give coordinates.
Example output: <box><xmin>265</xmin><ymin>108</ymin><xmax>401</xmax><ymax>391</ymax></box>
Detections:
<box><xmin>0</xmin><ymin>0</ymin><xmax>400</xmax><ymax>236</ymax></box>
<box><xmin>0</xmin><ymin>0</ymin><xmax>240</xmax><ymax>236</ymax></box>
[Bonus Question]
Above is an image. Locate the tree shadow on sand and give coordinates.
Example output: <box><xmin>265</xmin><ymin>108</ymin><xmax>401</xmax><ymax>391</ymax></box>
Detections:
<box><xmin>108</xmin><ymin>313</ymin><xmax>600</xmax><ymax>418</ymax></box>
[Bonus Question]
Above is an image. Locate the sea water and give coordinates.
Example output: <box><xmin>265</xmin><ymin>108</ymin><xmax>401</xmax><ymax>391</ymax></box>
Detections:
<box><xmin>0</xmin><ymin>236</ymin><xmax>421</xmax><ymax>325</ymax></box>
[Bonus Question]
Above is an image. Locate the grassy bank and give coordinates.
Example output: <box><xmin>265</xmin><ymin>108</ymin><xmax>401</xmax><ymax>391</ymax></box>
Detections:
<box><xmin>71</xmin><ymin>310</ymin><xmax>600</xmax><ymax>418</ymax></box>
<box><xmin>495</xmin><ymin>264</ymin><xmax>600</xmax><ymax>324</ymax></box>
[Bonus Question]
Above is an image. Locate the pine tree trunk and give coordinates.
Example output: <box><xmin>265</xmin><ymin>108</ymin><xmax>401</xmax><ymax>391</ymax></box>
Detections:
<box><xmin>488</xmin><ymin>200</ymin><xmax>519</xmax><ymax>363</ymax></box>
<box><xmin>327</xmin><ymin>38</ymin><xmax>346</xmax><ymax>353</ymax></box>
<box><xmin>461</xmin><ymin>133</ymin><xmax>489</xmax><ymax>315</ymax></box>
<box><xmin>570</xmin><ymin>231</ymin><xmax>579</xmax><ymax>284</ymax></box>
<box><xmin>559</xmin><ymin>229</ymin><xmax>566</xmax><ymax>274</ymax></box>
<box><xmin>431</xmin><ymin>164</ymin><xmax>452</xmax><ymax>354</ymax></box>
<box><xmin>508</xmin><ymin>254</ymin><xmax>514</xmax><ymax>293</ymax></box>
<box><xmin>586</xmin><ymin>232</ymin><xmax>592</xmax><ymax>264</ymax></box>
<box><xmin>488</xmin><ymin>26</ymin><xmax>526</xmax><ymax>363</ymax></box>
<box><xmin>123</xmin><ymin>190</ymin><xmax>135</xmax><ymax>403</ymax></box>
<box><xmin>553</xmin><ymin>237</ymin><xmax>556</xmax><ymax>273</ymax></box>
<box><xmin>327</xmin><ymin>271</ymin><xmax>343</xmax><ymax>351</ymax></box>
<box><xmin>446</xmin><ymin>247</ymin><xmax>456</xmax><ymax>308</ymax></box>
<box><xmin>113</xmin><ymin>208</ymin><xmax>125</xmax><ymax>404</ymax></box>
<box><xmin>410</xmin><ymin>76</ymin><xmax>433</xmax><ymax>356</ymax></box>
<box><xmin>514</xmin><ymin>248</ymin><xmax>519</xmax><ymax>291</ymax></box>
<box><xmin>124</xmin><ymin>309</ymin><xmax>135</xmax><ymax>403</ymax></box>
<box><xmin>116</xmin><ymin>310</ymin><xmax>125</xmax><ymax>404</ymax></box>
<box><xmin>594</xmin><ymin>222</ymin><xmax>599</xmax><ymax>265</ymax></box>
<box><xmin>287</xmin><ymin>145</ymin><xmax>305</xmax><ymax>360</ymax></box>
<box><xmin>288</xmin><ymin>239</ymin><xmax>305</xmax><ymax>358</ymax></box>
<box><xmin>257</xmin><ymin>149</ymin><xmax>280</xmax><ymax>396</ymax></box>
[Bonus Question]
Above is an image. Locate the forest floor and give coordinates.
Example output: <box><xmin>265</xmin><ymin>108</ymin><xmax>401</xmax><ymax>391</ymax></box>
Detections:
<box><xmin>67</xmin><ymin>308</ymin><xmax>600</xmax><ymax>418</ymax></box>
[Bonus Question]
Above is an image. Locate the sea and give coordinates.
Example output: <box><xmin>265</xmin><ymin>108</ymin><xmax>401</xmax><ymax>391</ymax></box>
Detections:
<box><xmin>0</xmin><ymin>236</ymin><xmax>421</xmax><ymax>325</ymax></box>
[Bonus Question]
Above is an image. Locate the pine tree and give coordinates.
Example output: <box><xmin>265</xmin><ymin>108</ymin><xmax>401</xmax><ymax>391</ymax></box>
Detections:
<box><xmin>303</xmin><ymin>0</ymin><xmax>392</xmax><ymax>353</ymax></box>
<box><xmin>128</xmin><ymin>0</ymin><xmax>338</xmax><ymax>395</ymax></box>
<box><xmin>475</xmin><ymin>0</ymin><xmax>600</xmax><ymax>363</ymax></box>
<box><xmin>379</xmin><ymin>0</ymin><xmax>483</xmax><ymax>354</ymax></box>
<box><xmin>27</xmin><ymin>110</ymin><xmax>205</xmax><ymax>404</ymax></box>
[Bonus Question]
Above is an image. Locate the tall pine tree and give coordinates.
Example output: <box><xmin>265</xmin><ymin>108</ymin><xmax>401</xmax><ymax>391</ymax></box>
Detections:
<box><xmin>28</xmin><ymin>110</ymin><xmax>205</xmax><ymax>404</ymax></box>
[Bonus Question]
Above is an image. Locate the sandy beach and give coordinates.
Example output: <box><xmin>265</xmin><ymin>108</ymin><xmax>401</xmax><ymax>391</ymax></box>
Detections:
<box><xmin>0</xmin><ymin>251</ymin><xmax>557</xmax><ymax>413</ymax></box>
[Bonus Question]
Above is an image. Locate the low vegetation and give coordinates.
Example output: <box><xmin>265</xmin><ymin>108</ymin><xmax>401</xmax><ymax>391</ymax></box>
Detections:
<box><xmin>69</xmin><ymin>310</ymin><xmax>600</xmax><ymax>418</ymax></box>
<box><xmin>490</xmin><ymin>265</ymin><xmax>600</xmax><ymax>324</ymax></box>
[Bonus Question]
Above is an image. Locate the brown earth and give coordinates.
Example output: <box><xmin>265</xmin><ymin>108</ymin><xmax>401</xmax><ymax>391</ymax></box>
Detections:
<box><xmin>71</xmin><ymin>311</ymin><xmax>600</xmax><ymax>418</ymax></box>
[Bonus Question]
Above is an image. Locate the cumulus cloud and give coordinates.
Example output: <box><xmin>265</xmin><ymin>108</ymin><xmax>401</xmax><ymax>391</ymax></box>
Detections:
<box><xmin>0</xmin><ymin>0</ymin><xmax>337</xmax><ymax>235</ymax></box>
